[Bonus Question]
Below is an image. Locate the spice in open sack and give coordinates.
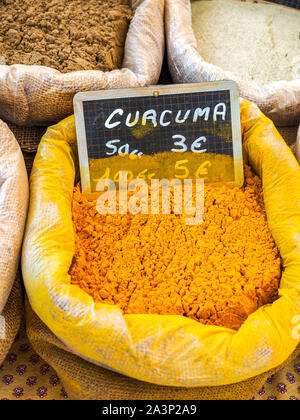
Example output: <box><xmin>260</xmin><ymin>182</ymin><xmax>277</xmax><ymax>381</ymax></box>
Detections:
<box><xmin>0</xmin><ymin>0</ymin><xmax>133</xmax><ymax>72</ymax></box>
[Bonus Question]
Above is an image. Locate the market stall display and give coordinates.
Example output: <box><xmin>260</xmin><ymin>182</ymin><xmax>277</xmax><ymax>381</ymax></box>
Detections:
<box><xmin>0</xmin><ymin>121</ymin><xmax>29</xmax><ymax>366</ymax></box>
<box><xmin>0</xmin><ymin>0</ymin><xmax>164</xmax><ymax>126</ymax></box>
<box><xmin>166</xmin><ymin>0</ymin><xmax>300</xmax><ymax>126</ymax></box>
<box><xmin>22</xmin><ymin>99</ymin><xmax>300</xmax><ymax>397</ymax></box>
<box><xmin>0</xmin><ymin>0</ymin><xmax>298</xmax><ymax>401</ymax></box>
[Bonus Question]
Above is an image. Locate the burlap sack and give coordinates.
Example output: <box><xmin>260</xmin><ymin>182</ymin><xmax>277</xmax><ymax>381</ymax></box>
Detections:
<box><xmin>0</xmin><ymin>275</ymin><xmax>23</xmax><ymax>366</ymax></box>
<box><xmin>0</xmin><ymin>120</ymin><xmax>29</xmax><ymax>364</ymax></box>
<box><xmin>0</xmin><ymin>0</ymin><xmax>165</xmax><ymax>126</ymax></box>
<box><xmin>25</xmin><ymin>301</ymin><xmax>300</xmax><ymax>400</ymax></box>
<box><xmin>166</xmin><ymin>0</ymin><xmax>300</xmax><ymax>127</ymax></box>
<box><xmin>5</xmin><ymin>122</ymin><xmax>46</xmax><ymax>153</ymax></box>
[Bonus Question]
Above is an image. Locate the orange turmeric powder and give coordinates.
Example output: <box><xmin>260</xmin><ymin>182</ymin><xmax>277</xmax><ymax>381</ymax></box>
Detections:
<box><xmin>69</xmin><ymin>165</ymin><xmax>281</xmax><ymax>330</ymax></box>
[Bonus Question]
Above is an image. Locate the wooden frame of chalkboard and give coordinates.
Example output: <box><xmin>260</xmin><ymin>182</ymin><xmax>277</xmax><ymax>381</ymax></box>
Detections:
<box><xmin>74</xmin><ymin>81</ymin><xmax>243</xmax><ymax>196</ymax></box>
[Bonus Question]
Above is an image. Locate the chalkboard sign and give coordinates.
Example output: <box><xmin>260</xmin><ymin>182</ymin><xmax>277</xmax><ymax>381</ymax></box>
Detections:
<box><xmin>74</xmin><ymin>81</ymin><xmax>243</xmax><ymax>196</ymax></box>
<box><xmin>266</xmin><ymin>0</ymin><xmax>300</xmax><ymax>10</ymax></box>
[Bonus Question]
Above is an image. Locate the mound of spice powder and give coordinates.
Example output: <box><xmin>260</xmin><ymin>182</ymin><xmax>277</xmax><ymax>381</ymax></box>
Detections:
<box><xmin>0</xmin><ymin>0</ymin><xmax>133</xmax><ymax>72</ymax></box>
<box><xmin>69</xmin><ymin>165</ymin><xmax>281</xmax><ymax>331</ymax></box>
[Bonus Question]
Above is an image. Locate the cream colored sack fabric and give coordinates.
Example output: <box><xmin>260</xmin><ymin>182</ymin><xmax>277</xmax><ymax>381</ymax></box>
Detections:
<box><xmin>0</xmin><ymin>0</ymin><xmax>164</xmax><ymax>126</ymax></box>
<box><xmin>166</xmin><ymin>0</ymin><xmax>300</xmax><ymax>126</ymax></box>
<box><xmin>0</xmin><ymin>121</ymin><xmax>28</xmax><ymax>312</ymax></box>
<box><xmin>0</xmin><ymin>120</ymin><xmax>29</xmax><ymax>363</ymax></box>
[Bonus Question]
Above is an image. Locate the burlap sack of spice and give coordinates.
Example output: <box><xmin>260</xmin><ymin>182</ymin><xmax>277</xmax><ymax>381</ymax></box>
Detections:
<box><xmin>165</xmin><ymin>0</ymin><xmax>300</xmax><ymax>127</ymax></box>
<box><xmin>25</xmin><ymin>301</ymin><xmax>300</xmax><ymax>400</ymax></box>
<box><xmin>0</xmin><ymin>0</ymin><xmax>164</xmax><ymax>126</ymax></box>
<box><xmin>0</xmin><ymin>120</ymin><xmax>29</xmax><ymax>364</ymax></box>
<box><xmin>22</xmin><ymin>99</ymin><xmax>300</xmax><ymax>392</ymax></box>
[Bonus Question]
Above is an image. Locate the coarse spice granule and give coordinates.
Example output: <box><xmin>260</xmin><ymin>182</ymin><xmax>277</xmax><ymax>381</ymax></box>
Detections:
<box><xmin>0</xmin><ymin>0</ymin><xmax>133</xmax><ymax>73</ymax></box>
<box><xmin>69</xmin><ymin>165</ymin><xmax>281</xmax><ymax>331</ymax></box>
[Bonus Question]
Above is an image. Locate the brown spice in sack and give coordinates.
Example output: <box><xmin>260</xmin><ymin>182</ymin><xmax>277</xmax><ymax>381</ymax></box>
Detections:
<box><xmin>0</xmin><ymin>0</ymin><xmax>133</xmax><ymax>72</ymax></box>
<box><xmin>69</xmin><ymin>165</ymin><xmax>281</xmax><ymax>331</ymax></box>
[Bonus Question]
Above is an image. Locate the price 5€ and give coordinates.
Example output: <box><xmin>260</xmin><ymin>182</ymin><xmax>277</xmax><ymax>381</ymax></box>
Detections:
<box><xmin>94</xmin><ymin>159</ymin><xmax>212</xmax><ymax>184</ymax></box>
